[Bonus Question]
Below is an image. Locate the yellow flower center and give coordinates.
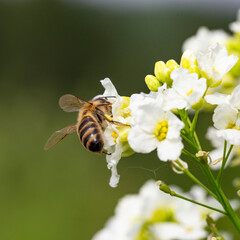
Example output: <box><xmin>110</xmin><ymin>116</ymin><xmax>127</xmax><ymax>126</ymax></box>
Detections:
<box><xmin>187</xmin><ymin>89</ymin><xmax>193</xmax><ymax>96</ymax></box>
<box><xmin>154</xmin><ymin>121</ymin><xmax>168</xmax><ymax>141</ymax></box>
<box><xmin>227</xmin><ymin>123</ymin><xmax>240</xmax><ymax>130</ymax></box>
<box><xmin>111</xmin><ymin>131</ymin><xmax>119</xmax><ymax>143</ymax></box>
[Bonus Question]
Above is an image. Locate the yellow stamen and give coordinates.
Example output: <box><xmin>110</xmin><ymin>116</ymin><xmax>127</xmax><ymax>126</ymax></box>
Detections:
<box><xmin>154</xmin><ymin>121</ymin><xmax>168</xmax><ymax>141</ymax></box>
<box><xmin>227</xmin><ymin>123</ymin><xmax>240</xmax><ymax>130</ymax></box>
<box><xmin>111</xmin><ymin>131</ymin><xmax>119</xmax><ymax>144</ymax></box>
<box><xmin>187</xmin><ymin>89</ymin><xmax>193</xmax><ymax>96</ymax></box>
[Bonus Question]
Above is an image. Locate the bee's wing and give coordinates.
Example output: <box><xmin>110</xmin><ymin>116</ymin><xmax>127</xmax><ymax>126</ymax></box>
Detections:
<box><xmin>44</xmin><ymin>124</ymin><xmax>77</xmax><ymax>150</ymax></box>
<box><xmin>59</xmin><ymin>94</ymin><xmax>87</xmax><ymax>112</ymax></box>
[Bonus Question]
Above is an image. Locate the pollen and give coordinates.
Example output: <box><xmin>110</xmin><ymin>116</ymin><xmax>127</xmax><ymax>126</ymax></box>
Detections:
<box><xmin>187</xmin><ymin>89</ymin><xmax>193</xmax><ymax>96</ymax></box>
<box><xmin>227</xmin><ymin>123</ymin><xmax>240</xmax><ymax>130</ymax></box>
<box><xmin>154</xmin><ymin>121</ymin><xmax>168</xmax><ymax>141</ymax></box>
<box><xmin>111</xmin><ymin>131</ymin><xmax>119</xmax><ymax>144</ymax></box>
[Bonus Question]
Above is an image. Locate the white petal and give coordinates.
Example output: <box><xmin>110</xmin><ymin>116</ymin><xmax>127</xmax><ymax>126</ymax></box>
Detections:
<box><xmin>216</xmin><ymin>129</ymin><xmax>240</xmax><ymax>145</ymax></box>
<box><xmin>132</xmin><ymin>100</ymin><xmax>165</xmax><ymax>133</ymax></box>
<box><xmin>213</xmin><ymin>104</ymin><xmax>238</xmax><ymax>129</ymax></box>
<box><xmin>151</xmin><ymin>223</ymin><xmax>185</xmax><ymax>239</ymax></box>
<box><xmin>164</xmin><ymin>88</ymin><xmax>187</xmax><ymax>110</ymax></box>
<box><xmin>128</xmin><ymin>126</ymin><xmax>158</xmax><ymax>153</ymax></box>
<box><xmin>166</xmin><ymin>112</ymin><xmax>185</xmax><ymax>139</ymax></box>
<box><xmin>206</xmin><ymin>126</ymin><xmax>225</xmax><ymax>148</ymax></box>
<box><xmin>230</xmin><ymin>85</ymin><xmax>240</xmax><ymax>109</ymax></box>
<box><xmin>205</xmin><ymin>92</ymin><xmax>229</xmax><ymax>105</ymax></box>
<box><xmin>106</xmin><ymin>143</ymin><xmax>123</xmax><ymax>188</ymax></box>
<box><xmin>100</xmin><ymin>78</ymin><xmax>119</xmax><ymax>97</ymax></box>
<box><xmin>157</xmin><ymin>139</ymin><xmax>183</xmax><ymax>161</ymax></box>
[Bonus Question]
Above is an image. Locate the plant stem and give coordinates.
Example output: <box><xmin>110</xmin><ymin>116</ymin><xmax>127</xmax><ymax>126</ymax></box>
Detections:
<box><xmin>202</xmin><ymin>166</ymin><xmax>240</xmax><ymax>233</ymax></box>
<box><xmin>217</xmin><ymin>143</ymin><xmax>234</xmax><ymax>186</ymax></box>
<box><xmin>181</xmin><ymin>133</ymin><xmax>199</xmax><ymax>152</ymax></box>
<box><xmin>173</xmin><ymin>191</ymin><xmax>226</xmax><ymax>215</ymax></box>
<box><xmin>183</xmin><ymin>168</ymin><xmax>217</xmax><ymax>200</ymax></box>
<box><xmin>190</xmin><ymin>109</ymin><xmax>199</xmax><ymax>136</ymax></box>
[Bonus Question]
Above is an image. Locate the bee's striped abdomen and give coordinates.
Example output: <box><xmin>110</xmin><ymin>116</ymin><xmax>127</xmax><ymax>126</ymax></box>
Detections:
<box><xmin>78</xmin><ymin>113</ymin><xmax>104</xmax><ymax>153</ymax></box>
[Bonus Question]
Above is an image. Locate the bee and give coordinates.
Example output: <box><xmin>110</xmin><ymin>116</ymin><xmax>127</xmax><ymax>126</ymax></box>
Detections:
<box><xmin>44</xmin><ymin>94</ymin><xmax>126</xmax><ymax>154</ymax></box>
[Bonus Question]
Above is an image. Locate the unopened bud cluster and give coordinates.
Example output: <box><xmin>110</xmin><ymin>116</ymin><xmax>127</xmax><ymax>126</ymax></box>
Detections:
<box><xmin>145</xmin><ymin>59</ymin><xmax>179</xmax><ymax>91</ymax></box>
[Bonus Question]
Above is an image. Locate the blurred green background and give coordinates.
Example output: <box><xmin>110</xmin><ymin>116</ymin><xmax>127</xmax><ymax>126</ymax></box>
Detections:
<box><xmin>0</xmin><ymin>1</ymin><xmax>239</xmax><ymax>239</ymax></box>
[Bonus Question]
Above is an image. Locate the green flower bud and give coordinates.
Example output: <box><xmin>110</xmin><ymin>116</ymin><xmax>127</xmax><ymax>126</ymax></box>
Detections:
<box><xmin>166</xmin><ymin>59</ymin><xmax>179</xmax><ymax>71</ymax></box>
<box><xmin>159</xmin><ymin>184</ymin><xmax>175</xmax><ymax>196</ymax></box>
<box><xmin>145</xmin><ymin>75</ymin><xmax>161</xmax><ymax>92</ymax></box>
<box><xmin>162</xmin><ymin>68</ymin><xmax>172</xmax><ymax>87</ymax></box>
<box><xmin>154</xmin><ymin>61</ymin><xmax>166</xmax><ymax>80</ymax></box>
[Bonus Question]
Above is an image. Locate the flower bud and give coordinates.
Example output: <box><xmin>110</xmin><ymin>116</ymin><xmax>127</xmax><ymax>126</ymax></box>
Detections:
<box><xmin>159</xmin><ymin>184</ymin><xmax>175</xmax><ymax>196</ymax></box>
<box><xmin>154</xmin><ymin>61</ymin><xmax>166</xmax><ymax>80</ymax></box>
<box><xmin>189</xmin><ymin>64</ymin><xmax>201</xmax><ymax>78</ymax></box>
<box><xmin>166</xmin><ymin>59</ymin><xmax>179</xmax><ymax>71</ymax></box>
<box><xmin>145</xmin><ymin>75</ymin><xmax>161</xmax><ymax>92</ymax></box>
<box><xmin>181</xmin><ymin>50</ymin><xmax>197</xmax><ymax>69</ymax></box>
<box><xmin>162</xmin><ymin>68</ymin><xmax>172</xmax><ymax>87</ymax></box>
<box><xmin>156</xmin><ymin>180</ymin><xmax>162</xmax><ymax>186</ymax></box>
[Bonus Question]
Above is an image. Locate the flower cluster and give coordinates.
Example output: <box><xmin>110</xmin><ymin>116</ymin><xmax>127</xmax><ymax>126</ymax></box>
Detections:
<box><xmin>87</xmin><ymin>9</ymin><xmax>240</xmax><ymax>240</ymax></box>
<box><xmin>99</xmin><ymin>41</ymin><xmax>237</xmax><ymax>187</ymax></box>
<box><xmin>92</xmin><ymin>181</ymin><xmax>224</xmax><ymax>240</ymax></box>
<box><xmin>182</xmin><ymin>10</ymin><xmax>240</xmax><ymax>97</ymax></box>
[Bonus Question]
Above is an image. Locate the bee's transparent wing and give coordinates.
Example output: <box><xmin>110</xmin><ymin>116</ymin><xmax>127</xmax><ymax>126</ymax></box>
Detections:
<box><xmin>44</xmin><ymin>124</ymin><xmax>77</xmax><ymax>150</ymax></box>
<box><xmin>59</xmin><ymin>94</ymin><xmax>87</xmax><ymax>112</ymax></box>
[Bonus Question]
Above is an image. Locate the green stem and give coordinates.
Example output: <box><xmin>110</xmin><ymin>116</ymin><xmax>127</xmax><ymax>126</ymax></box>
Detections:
<box><xmin>181</xmin><ymin>133</ymin><xmax>199</xmax><ymax>152</ymax></box>
<box><xmin>183</xmin><ymin>169</ymin><xmax>217</xmax><ymax>200</ymax></box>
<box><xmin>217</xmin><ymin>143</ymin><xmax>234</xmax><ymax>185</ymax></box>
<box><xmin>203</xmin><ymin>166</ymin><xmax>240</xmax><ymax>233</ymax></box>
<box><xmin>187</xmin><ymin>117</ymin><xmax>202</xmax><ymax>151</ymax></box>
<box><xmin>173</xmin><ymin>192</ymin><xmax>226</xmax><ymax>215</ymax></box>
<box><xmin>190</xmin><ymin>109</ymin><xmax>199</xmax><ymax>136</ymax></box>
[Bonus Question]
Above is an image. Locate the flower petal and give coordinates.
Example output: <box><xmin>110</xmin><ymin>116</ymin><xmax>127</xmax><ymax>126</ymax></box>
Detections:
<box><xmin>128</xmin><ymin>126</ymin><xmax>158</xmax><ymax>153</ymax></box>
<box><xmin>157</xmin><ymin>139</ymin><xmax>183</xmax><ymax>161</ymax></box>
<box><xmin>213</xmin><ymin>104</ymin><xmax>238</xmax><ymax>129</ymax></box>
<box><xmin>216</xmin><ymin>129</ymin><xmax>240</xmax><ymax>145</ymax></box>
<box><xmin>205</xmin><ymin>92</ymin><xmax>229</xmax><ymax>105</ymax></box>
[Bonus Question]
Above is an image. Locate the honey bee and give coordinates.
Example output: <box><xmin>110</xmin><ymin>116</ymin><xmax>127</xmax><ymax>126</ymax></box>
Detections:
<box><xmin>44</xmin><ymin>94</ymin><xmax>126</xmax><ymax>154</ymax></box>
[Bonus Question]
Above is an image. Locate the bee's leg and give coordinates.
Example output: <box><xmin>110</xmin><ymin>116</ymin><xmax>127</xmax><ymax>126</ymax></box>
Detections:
<box><xmin>102</xmin><ymin>151</ymin><xmax>111</xmax><ymax>155</ymax></box>
<box><xmin>96</xmin><ymin>109</ymin><xmax>130</xmax><ymax>127</ymax></box>
<box><xmin>104</xmin><ymin>114</ymin><xmax>130</xmax><ymax>127</ymax></box>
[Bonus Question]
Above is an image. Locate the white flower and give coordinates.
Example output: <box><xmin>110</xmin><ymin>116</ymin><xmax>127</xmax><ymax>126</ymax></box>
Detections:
<box><xmin>197</xmin><ymin>43</ymin><xmax>238</xmax><ymax>87</ymax></box>
<box><xmin>100</xmin><ymin>78</ymin><xmax>132</xmax><ymax>187</ymax></box>
<box><xmin>164</xmin><ymin>68</ymin><xmax>206</xmax><ymax>110</ymax></box>
<box><xmin>212</xmin><ymin>104</ymin><xmax>240</xmax><ymax>146</ymax></box>
<box><xmin>206</xmin><ymin>127</ymin><xmax>228</xmax><ymax>170</ymax></box>
<box><xmin>182</xmin><ymin>26</ymin><xmax>229</xmax><ymax>55</ymax></box>
<box><xmin>229</xmin><ymin>9</ymin><xmax>240</xmax><ymax>33</ymax></box>
<box><xmin>205</xmin><ymin>84</ymin><xmax>240</xmax><ymax>109</ymax></box>
<box><xmin>128</xmin><ymin>95</ymin><xmax>184</xmax><ymax>161</ymax></box>
<box><xmin>92</xmin><ymin>181</ymin><xmax>221</xmax><ymax>240</ymax></box>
